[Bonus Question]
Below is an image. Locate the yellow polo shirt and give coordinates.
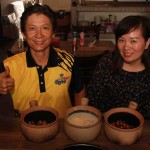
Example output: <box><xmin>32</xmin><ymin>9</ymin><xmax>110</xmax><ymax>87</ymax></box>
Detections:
<box><xmin>2</xmin><ymin>47</ymin><xmax>84</xmax><ymax>118</ymax></box>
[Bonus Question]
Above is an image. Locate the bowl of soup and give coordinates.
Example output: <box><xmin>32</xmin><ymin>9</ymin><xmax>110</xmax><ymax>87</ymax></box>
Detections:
<box><xmin>64</xmin><ymin>98</ymin><xmax>102</xmax><ymax>142</ymax></box>
<box><xmin>20</xmin><ymin>100</ymin><xmax>59</xmax><ymax>143</ymax></box>
<box><xmin>103</xmin><ymin>101</ymin><xmax>144</xmax><ymax>145</ymax></box>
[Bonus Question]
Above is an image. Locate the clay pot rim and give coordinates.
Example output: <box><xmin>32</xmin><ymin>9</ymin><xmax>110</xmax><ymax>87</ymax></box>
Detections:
<box><xmin>21</xmin><ymin>106</ymin><xmax>59</xmax><ymax>128</ymax></box>
<box><xmin>64</xmin><ymin>105</ymin><xmax>101</xmax><ymax>128</ymax></box>
<box><xmin>104</xmin><ymin>107</ymin><xmax>144</xmax><ymax>131</ymax></box>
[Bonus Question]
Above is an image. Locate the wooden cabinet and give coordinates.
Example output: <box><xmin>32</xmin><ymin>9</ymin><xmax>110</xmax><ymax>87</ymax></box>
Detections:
<box><xmin>55</xmin><ymin>11</ymin><xmax>71</xmax><ymax>41</ymax></box>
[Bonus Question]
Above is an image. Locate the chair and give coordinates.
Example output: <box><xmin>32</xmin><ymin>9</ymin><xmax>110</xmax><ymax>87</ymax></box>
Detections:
<box><xmin>72</xmin><ymin>24</ymin><xmax>101</xmax><ymax>40</ymax></box>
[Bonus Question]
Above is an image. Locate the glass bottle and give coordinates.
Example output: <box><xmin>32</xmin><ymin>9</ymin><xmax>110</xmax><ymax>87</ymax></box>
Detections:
<box><xmin>72</xmin><ymin>31</ymin><xmax>77</xmax><ymax>52</ymax></box>
<box><xmin>80</xmin><ymin>31</ymin><xmax>85</xmax><ymax>46</ymax></box>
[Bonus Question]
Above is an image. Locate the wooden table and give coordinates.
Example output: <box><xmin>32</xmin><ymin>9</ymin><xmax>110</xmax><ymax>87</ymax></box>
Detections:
<box><xmin>60</xmin><ymin>39</ymin><xmax>115</xmax><ymax>57</ymax></box>
<box><xmin>9</xmin><ymin>39</ymin><xmax>115</xmax><ymax>57</ymax></box>
<box><xmin>0</xmin><ymin>116</ymin><xmax>149</xmax><ymax>150</ymax></box>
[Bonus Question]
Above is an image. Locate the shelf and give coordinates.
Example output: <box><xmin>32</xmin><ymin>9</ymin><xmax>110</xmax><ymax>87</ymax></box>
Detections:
<box><xmin>100</xmin><ymin>33</ymin><xmax>115</xmax><ymax>39</ymax></box>
<box><xmin>72</xmin><ymin>5</ymin><xmax>150</xmax><ymax>13</ymax></box>
<box><xmin>71</xmin><ymin>5</ymin><xmax>150</xmax><ymax>26</ymax></box>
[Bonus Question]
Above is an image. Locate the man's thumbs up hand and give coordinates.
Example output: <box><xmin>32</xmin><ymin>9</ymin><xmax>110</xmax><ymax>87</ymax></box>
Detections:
<box><xmin>0</xmin><ymin>66</ymin><xmax>14</xmax><ymax>94</ymax></box>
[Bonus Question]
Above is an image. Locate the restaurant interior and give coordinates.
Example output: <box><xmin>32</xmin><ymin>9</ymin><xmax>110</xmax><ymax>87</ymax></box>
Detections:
<box><xmin>0</xmin><ymin>0</ymin><xmax>149</xmax><ymax>79</ymax></box>
<box><xmin>0</xmin><ymin>0</ymin><xmax>150</xmax><ymax>149</ymax></box>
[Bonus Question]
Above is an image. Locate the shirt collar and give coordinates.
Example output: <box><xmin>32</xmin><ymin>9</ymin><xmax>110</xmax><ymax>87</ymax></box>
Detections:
<box><xmin>26</xmin><ymin>46</ymin><xmax>58</xmax><ymax>67</ymax></box>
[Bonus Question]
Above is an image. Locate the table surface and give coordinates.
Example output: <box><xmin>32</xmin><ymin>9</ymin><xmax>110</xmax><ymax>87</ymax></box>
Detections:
<box><xmin>0</xmin><ymin>116</ymin><xmax>149</xmax><ymax>150</ymax></box>
<box><xmin>9</xmin><ymin>39</ymin><xmax>115</xmax><ymax>57</ymax></box>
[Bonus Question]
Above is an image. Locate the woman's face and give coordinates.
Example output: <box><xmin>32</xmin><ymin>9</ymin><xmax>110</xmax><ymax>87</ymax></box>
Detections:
<box><xmin>22</xmin><ymin>13</ymin><xmax>53</xmax><ymax>52</ymax></box>
<box><xmin>117</xmin><ymin>27</ymin><xmax>150</xmax><ymax>66</ymax></box>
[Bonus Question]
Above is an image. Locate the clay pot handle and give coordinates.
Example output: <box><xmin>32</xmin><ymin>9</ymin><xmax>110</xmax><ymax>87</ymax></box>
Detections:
<box><xmin>29</xmin><ymin>100</ymin><xmax>38</xmax><ymax>107</ymax></box>
<box><xmin>81</xmin><ymin>97</ymin><xmax>89</xmax><ymax>106</ymax></box>
<box><xmin>128</xmin><ymin>101</ymin><xmax>138</xmax><ymax>110</ymax></box>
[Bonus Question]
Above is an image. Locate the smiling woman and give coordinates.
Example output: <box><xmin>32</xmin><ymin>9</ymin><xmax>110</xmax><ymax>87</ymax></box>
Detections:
<box><xmin>87</xmin><ymin>15</ymin><xmax>150</xmax><ymax>119</ymax></box>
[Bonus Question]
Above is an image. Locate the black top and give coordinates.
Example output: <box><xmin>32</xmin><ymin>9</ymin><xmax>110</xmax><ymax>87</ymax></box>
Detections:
<box><xmin>87</xmin><ymin>52</ymin><xmax>150</xmax><ymax>119</ymax></box>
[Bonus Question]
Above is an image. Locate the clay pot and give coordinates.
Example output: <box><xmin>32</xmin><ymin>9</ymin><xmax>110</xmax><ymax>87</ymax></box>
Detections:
<box><xmin>20</xmin><ymin>100</ymin><xmax>59</xmax><ymax>143</ymax></box>
<box><xmin>64</xmin><ymin>98</ymin><xmax>102</xmax><ymax>142</ymax></box>
<box><xmin>103</xmin><ymin>101</ymin><xmax>144</xmax><ymax>145</ymax></box>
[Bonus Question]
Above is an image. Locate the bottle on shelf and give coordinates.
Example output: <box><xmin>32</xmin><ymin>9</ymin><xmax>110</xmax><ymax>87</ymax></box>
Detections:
<box><xmin>72</xmin><ymin>31</ymin><xmax>77</xmax><ymax>52</ymax></box>
<box><xmin>80</xmin><ymin>31</ymin><xmax>85</xmax><ymax>46</ymax></box>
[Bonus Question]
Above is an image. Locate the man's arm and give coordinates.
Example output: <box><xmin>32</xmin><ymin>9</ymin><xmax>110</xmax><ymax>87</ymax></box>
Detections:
<box><xmin>74</xmin><ymin>85</ymin><xmax>86</xmax><ymax>106</ymax></box>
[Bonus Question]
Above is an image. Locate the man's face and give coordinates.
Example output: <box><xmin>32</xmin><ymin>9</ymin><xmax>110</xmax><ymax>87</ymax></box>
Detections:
<box><xmin>22</xmin><ymin>13</ymin><xmax>53</xmax><ymax>52</ymax></box>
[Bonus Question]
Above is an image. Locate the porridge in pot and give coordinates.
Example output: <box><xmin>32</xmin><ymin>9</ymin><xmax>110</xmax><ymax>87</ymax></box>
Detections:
<box><xmin>67</xmin><ymin>111</ymin><xmax>98</xmax><ymax>127</ymax></box>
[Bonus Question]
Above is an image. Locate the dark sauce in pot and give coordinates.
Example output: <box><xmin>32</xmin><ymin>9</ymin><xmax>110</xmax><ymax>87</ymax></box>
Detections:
<box><xmin>108</xmin><ymin>112</ymin><xmax>140</xmax><ymax>129</ymax></box>
<box><xmin>24</xmin><ymin>110</ymin><xmax>56</xmax><ymax>125</ymax></box>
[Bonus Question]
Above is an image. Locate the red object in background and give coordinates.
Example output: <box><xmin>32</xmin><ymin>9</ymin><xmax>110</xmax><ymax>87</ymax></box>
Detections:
<box><xmin>80</xmin><ymin>32</ymin><xmax>85</xmax><ymax>46</ymax></box>
<box><xmin>51</xmin><ymin>37</ymin><xmax>60</xmax><ymax>48</ymax></box>
<box><xmin>105</xmin><ymin>23</ymin><xmax>115</xmax><ymax>33</ymax></box>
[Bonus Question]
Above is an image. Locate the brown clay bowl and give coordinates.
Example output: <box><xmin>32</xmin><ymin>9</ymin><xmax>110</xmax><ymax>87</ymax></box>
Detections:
<box><xmin>20</xmin><ymin>100</ymin><xmax>59</xmax><ymax>143</ymax></box>
<box><xmin>103</xmin><ymin>101</ymin><xmax>144</xmax><ymax>145</ymax></box>
<box><xmin>64</xmin><ymin>98</ymin><xmax>102</xmax><ymax>142</ymax></box>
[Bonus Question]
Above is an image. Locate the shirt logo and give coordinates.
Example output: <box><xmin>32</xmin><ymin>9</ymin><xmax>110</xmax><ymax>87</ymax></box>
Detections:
<box><xmin>55</xmin><ymin>74</ymin><xmax>69</xmax><ymax>85</ymax></box>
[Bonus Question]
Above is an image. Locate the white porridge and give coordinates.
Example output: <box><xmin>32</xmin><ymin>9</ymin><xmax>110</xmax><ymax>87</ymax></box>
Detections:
<box><xmin>67</xmin><ymin>112</ymin><xmax>98</xmax><ymax>127</ymax></box>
